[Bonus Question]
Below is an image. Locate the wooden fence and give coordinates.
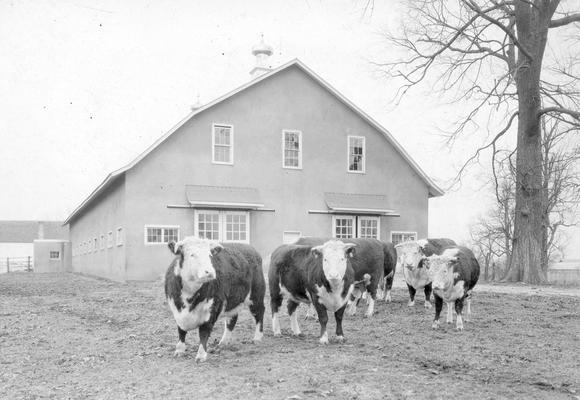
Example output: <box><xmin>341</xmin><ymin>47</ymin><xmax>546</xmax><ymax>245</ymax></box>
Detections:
<box><xmin>0</xmin><ymin>256</ymin><xmax>33</xmax><ymax>273</ymax></box>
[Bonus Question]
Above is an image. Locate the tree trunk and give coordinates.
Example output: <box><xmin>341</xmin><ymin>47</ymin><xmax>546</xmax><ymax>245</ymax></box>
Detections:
<box><xmin>504</xmin><ymin>3</ymin><xmax>551</xmax><ymax>284</ymax></box>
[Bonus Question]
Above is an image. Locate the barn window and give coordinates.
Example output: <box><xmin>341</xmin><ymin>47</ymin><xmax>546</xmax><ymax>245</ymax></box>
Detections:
<box><xmin>348</xmin><ymin>136</ymin><xmax>365</xmax><ymax>173</ymax></box>
<box><xmin>332</xmin><ymin>215</ymin><xmax>380</xmax><ymax>239</ymax></box>
<box><xmin>333</xmin><ymin>216</ymin><xmax>355</xmax><ymax>239</ymax></box>
<box><xmin>93</xmin><ymin>238</ymin><xmax>97</xmax><ymax>252</ymax></box>
<box><xmin>49</xmin><ymin>251</ymin><xmax>60</xmax><ymax>260</ymax></box>
<box><xmin>391</xmin><ymin>231</ymin><xmax>417</xmax><ymax>246</ymax></box>
<box><xmin>116</xmin><ymin>227</ymin><xmax>124</xmax><ymax>246</ymax></box>
<box><xmin>283</xmin><ymin>130</ymin><xmax>302</xmax><ymax>169</ymax></box>
<box><xmin>107</xmin><ymin>231</ymin><xmax>113</xmax><ymax>248</ymax></box>
<box><xmin>144</xmin><ymin>226</ymin><xmax>180</xmax><ymax>244</ymax></box>
<box><xmin>358</xmin><ymin>216</ymin><xmax>379</xmax><ymax>239</ymax></box>
<box><xmin>100</xmin><ymin>234</ymin><xmax>105</xmax><ymax>250</ymax></box>
<box><xmin>212</xmin><ymin>124</ymin><xmax>234</xmax><ymax>164</ymax></box>
<box><xmin>194</xmin><ymin>210</ymin><xmax>250</xmax><ymax>243</ymax></box>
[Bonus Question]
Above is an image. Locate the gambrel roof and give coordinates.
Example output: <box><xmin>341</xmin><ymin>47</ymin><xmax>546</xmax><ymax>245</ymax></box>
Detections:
<box><xmin>64</xmin><ymin>59</ymin><xmax>443</xmax><ymax>225</ymax></box>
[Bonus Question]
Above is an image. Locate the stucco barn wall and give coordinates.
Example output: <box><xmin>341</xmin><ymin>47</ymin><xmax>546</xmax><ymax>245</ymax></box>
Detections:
<box><xmin>123</xmin><ymin>65</ymin><xmax>429</xmax><ymax>280</ymax></box>
<box><xmin>69</xmin><ymin>176</ymin><xmax>126</xmax><ymax>281</ymax></box>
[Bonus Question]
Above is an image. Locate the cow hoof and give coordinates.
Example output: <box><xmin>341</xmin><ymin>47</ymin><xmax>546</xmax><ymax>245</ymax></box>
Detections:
<box><xmin>319</xmin><ymin>334</ymin><xmax>329</xmax><ymax>345</ymax></box>
<box><xmin>455</xmin><ymin>326</ymin><xmax>464</xmax><ymax>332</ymax></box>
<box><xmin>336</xmin><ymin>335</ymin><xmax>345</xmax><ymax>343</ymax></box>
<box><xmin>253</xmin><ymin>333</ymin><xmax>264</xmax><ymax>342</ymax></box>
<box><xmin>364</xmin><ymin>312</ymin><xmax>373</xmax><ymax>318</ymax></box>
<box><xmin>385</xmin><ymin>294</ymin><xmax>392</xmax><ymax>303</ymax></box>
<box><xmin>432</xmin><ymin>321</ymin><xmax>440</xmax><ymax>330</ymax></box>
<box><xmin>195</xmin><ymin>355</ymin><xmax>207</xmax><ymax>363</ymax></box>
<box><xmin>424</xmin><ymin>302</ymin><xmax>432</xmax><ymax>309</ymax></box>
<box><xmin>407</xmin><ymin>300</ymin><xmax>415</xmax><ymax>307</ymax></box>
<box><xmin>174</xmin><ymin>342</ymin><xmax>186</xmax><ymax>356</ymax></box>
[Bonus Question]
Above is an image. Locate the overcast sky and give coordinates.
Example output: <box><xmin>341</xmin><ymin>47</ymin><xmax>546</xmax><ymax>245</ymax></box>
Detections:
<box><xmin>1</xmin><ymin>0</ymin><xmax>577</xmax><ymax>252</ymax></box>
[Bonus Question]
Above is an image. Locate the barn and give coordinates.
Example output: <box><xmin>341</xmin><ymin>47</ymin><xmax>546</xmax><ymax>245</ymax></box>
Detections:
<box><xmin>64</xmin><ymin>42</ymin><xmax>443</xmax><ymax>281</ymax></box>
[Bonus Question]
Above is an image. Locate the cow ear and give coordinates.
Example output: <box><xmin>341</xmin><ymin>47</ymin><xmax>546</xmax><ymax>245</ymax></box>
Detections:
<box><xmin>168</xmin><ymin>241</ymin><xmax>182</xmax><ymax>255</ymax></box>
<box><xmin>311</xmin><ymin>245</ymin><xmax>323</xmax><ymax>258</ymax></box>
<box><xmin>210</xmin><ymin>242</ymin><xmax>223</xmax><ymax>256</ymax></box>
<box><xmin>344</xmin><ymin>243</ymin><xmax>356</xmax><ymax>258</ymax></box>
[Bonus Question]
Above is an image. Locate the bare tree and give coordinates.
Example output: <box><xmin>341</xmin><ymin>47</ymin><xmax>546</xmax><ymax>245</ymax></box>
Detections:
<box><xmin>378</xmin><ymin>0</ymin><xmax>580</xmax><ymax>283</ymax></box>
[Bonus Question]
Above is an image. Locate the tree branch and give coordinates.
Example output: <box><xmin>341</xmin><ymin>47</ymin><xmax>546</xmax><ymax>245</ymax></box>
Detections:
<box><xmin>550</xmin><ymin>13</ymin><xmax>580</xmax><ymax>28</ymax></box>
<box><xmin>538</xmin><ymin>107</ymin><xmax>580</xmax><ymax>120</ymax></box>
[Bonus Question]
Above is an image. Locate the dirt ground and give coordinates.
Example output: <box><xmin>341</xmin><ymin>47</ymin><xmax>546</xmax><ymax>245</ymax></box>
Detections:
<box><xmin>1</xmin><ymin>272</ymin><xmax>579</xmax><ymax>400</ymax></box>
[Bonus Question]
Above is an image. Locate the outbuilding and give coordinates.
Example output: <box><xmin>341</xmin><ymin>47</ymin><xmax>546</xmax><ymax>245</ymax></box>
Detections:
<box><xmin>64</xmin><ymin>42</ymin><xmax>443</xmax><ymax>281</ymax></box>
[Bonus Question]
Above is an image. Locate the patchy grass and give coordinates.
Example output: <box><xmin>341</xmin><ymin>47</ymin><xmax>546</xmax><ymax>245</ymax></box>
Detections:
<box><xmin>1</xmin><ymin>272</ymin><xmax>579</xmax><ymax>400</ymax></box>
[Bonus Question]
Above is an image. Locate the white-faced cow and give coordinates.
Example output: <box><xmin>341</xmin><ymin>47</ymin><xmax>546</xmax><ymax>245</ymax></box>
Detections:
<box><xmin>295</xmin><ymin>237</ymin><xmax>396</xmax><ymax>317</ymax></box>
<box><xmin>425</xmin><ymin>246</ymin><xmax>480</xmax><ymax>331</ymax></box>
<box><xmin>269</xmin><ymin>240</ymin><xmax>356</xmax><ymax>344</ymax></box>
<box><xmin>164</xmin><ymin>236</ymin><xmax>265</xmax><ymax>362</ymax></box>
<box><xmin>395</xmin><ymin>238</ymin><xmax>456</xmax><ymax>308</ymax></box>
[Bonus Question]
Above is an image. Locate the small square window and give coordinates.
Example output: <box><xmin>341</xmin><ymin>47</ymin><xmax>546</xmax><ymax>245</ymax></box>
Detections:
<box><xmin>49</xmin><ymin>251</ymin><xmax>60</xmax><ymax>260</ymax></box>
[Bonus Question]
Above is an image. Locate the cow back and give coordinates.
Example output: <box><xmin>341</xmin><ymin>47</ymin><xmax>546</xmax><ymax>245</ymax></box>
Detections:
<box><xmin>451</xmin><ymin>246</ymin><xmax>480</xmax><ymax>290</ymax></box>
<box><xmin>422</xmin><ymin>238</ymin><xmax>457</xmax><ymax>257</ymax></box>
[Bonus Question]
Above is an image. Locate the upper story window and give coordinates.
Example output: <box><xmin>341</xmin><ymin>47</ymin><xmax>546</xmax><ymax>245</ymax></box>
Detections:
<box><xmin>93</xmin><ymin>238</ymin><xmax>97</xmax><ymax>252</ymax></box>
<box><xmin>145</xmin><ymin>226</ymin><xmax>180</xmax><ymax>245</ymax></box>
<box><xmin>348</xmin><ymin>136</ymin><xmax>365</xmax><ymax>173</ymax></box>
<box><xmin>49</xmin><ymin>251</ymin><xmax>60</xmax><ymax>260</ymax></box>
<box><xmin>212</xmin><ymin>124</ymin><xmax>234</xmax><ymax>164</ymax></box>
<box><xmin>107</xmin><ymin>231</ymin><xmax>113</xmax><ymax>248</ymax></box>
<box><xmin>100</xmin><ymin>234</ymin><xmax>105</xmax><ymax>250</ymax></box>
<box><xmin>391</xmin><ymin>231</ymin><xmax>417</xmax><ymax>246</ymax></box>
<box><xmin>283</xmin><ymin>130</ymin><xmax>302</xmax><ymax>169</ymax></box>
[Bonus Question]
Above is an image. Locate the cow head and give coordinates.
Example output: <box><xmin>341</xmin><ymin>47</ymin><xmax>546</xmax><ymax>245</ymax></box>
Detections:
<box><xmin>395</xmin><ymin>241</ymin><xmax>425</xmax><ymax>271</ymax></box>
<box><xmin>425</xmin><ymin>251</ymin><xmax>459</xmax><ymax>291</ymax></box>
<box><xmin>311</xmin><ymin>240</ymin><xmax>356</xmax><ymax>284</ymax></box>
<box><xmin>168</xmin><ymin>236</ymin><xmax>221</xmax><ymax>286</ymax></box>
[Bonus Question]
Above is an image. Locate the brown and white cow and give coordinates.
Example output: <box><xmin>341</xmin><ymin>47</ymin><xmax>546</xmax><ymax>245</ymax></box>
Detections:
<box><xmin>269</xmin><ymin>240</ymin><xmax>356</xmax><ymax>344</ymax></box>
<box><xmin>425</xmin><ymin>246</ymin><xmax>480</xmax><ymax>331</ymax></box>
<box><xmin>295</xmin><ymin>237</ymin><xmax>396</xmax><ymax>317</ymax></box>
<box><xmin>164</xmin><ymin>236</ymin><xmax>265</xmax><ymax>362</ymax></box>
<box><xmin>395</xmin><ymin>238</ymin><xmax>456</xmax><ymax>308</ymax></box>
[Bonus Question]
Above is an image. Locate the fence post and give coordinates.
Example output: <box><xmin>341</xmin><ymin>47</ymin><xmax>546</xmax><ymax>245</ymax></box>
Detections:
<box><xmin>6</xmin><ymin>257</ymin><xmax>9</xmax><ymax>273</ymax></box>
<box><xmin>27</xmin><ymin>256</ymin><xmax>31</xmax><ymax>272</ymax></box>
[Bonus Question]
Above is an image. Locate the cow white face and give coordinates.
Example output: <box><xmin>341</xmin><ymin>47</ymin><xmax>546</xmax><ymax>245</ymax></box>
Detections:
<box><xmin>396</xmin><ymin>242</ymin><xmax>424</xmax><ymax>271</ymax></box>
<box><xmin>312</xmin><ymin>240</ymin><xmax>356</xmax><ymax>283</ymax></box>
<box><xmin>425</xmin><ymin>253</ymin><xmax>458</xmax><ymax>291</ymax></box>
<box><xmin>168</xmin><ymin>236</ymin><xmax>221</xmax><ymax>285</ymax></box>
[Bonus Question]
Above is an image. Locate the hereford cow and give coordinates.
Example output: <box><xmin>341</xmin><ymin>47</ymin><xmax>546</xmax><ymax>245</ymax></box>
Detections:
<box><xmin>395</xmin><ymin>238</ymin><xmax>456</xmax><ymax>308</ymax></box>
<box><xmin>425</xmin><ymin>246</ymin><xmax>480</xmax><ymax>331</ymax></box>
<box><xmin>269</xmin><ymin>240</ymin><xmax>356</xmax><ymax>344</ymax></box>
<box><xmin>295</xmin><ymin>237</ymin><xmax>396</xmax><ymax>317</ymax></box>
<box><xmin>164</xmin><ymin>236</ymin><xmax>265</xmax><ymax>362</ymax></box>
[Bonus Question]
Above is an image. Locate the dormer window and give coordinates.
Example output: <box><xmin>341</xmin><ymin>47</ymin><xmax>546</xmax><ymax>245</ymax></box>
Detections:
<box><xmin>212</xmin><ymin>124</ymin><xmax>234</xmax><ymax>164</ymax></box>
<box><xmin>348</xmin><ymin>135</ymin><xmax>365</xmax><ymax>173</ymax></box>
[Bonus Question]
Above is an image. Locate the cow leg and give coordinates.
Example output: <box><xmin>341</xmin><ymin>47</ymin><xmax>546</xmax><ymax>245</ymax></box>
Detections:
<box><xmin>196</xmin><ymin>323</ymin><xmax>213</xmax><ymax>363</ymax></box>
<box><xmin>174</xmin><ymin>326</ymin><xmax>187</xmax><ymax>356</ymax></box>
<box><xmin>446</xmin><ymin>302</ymin><xmax>454</xmax><ymax>323</ymax></box>
<box><xmin>334</xmin><ymin>305</ymin><xmax>347</xmax><ymax>342</ymax></box>
<box><xmin>424</xmin><ymin>284</ymin><xmax>432</xmax><ymax>309</ymax></box>
<box><xmin>455</xmin><ymin>299</ymin><xmax>465</xmax><ymax>331</ymax></box>
<box><xmin>270</xmin><ymin>289</ymin><xmax>283</xmax><ymax>336</ymax></box>
<box><xmin>313</xmin><ymin>301</ymin><xmax>329</xmax><ymax>345</ymax></box>
<box><xmin>465</xmin><ymin>296</ymin><xmax>472</xmax><ymax>321</ymax></box>
<box><xmin>432</xmin><ymin>294</ymin><xmax>443</xmax><ymax>329</ymax></box>
<box><xmin>304</xmin><ymin>304</ymin><xmax>318</xmax><ymax>321</ymax></box>
<box><xmin>364</xmin><ymin>284</ymin><xmax>377</xmax><ymax>318</ymax></box>
<box><xmin>249</xmin><ymin>295</ymin><xmax>265</xmax><ymax>342</ymax></box>
<box><xmin>376</xmin><ymin>276</ymin><xmax>385</xmax><ymax>301</ymax></box>
<box><xmin>407</xmin><ymin>284</ymin><xmax>416</xmax><ymax>307</ymax></box>
<box><xmin>385</xmin><ymin>272</ymin><xmax>394</xmax><ymax>303</ymax></box>
<box><xmin>219</xmin><ymin>315</ymin><xmax>237</xmax><ymax>346</ymax></box>
<box><xmin>287</xmin><ymin>300</ymin><xmax>301</xmax><ymax>336</ymax></box>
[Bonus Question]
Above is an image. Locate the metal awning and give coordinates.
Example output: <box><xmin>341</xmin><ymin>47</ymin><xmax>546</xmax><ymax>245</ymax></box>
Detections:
<box><xmin>324</xmin><ymin>192</ymin><xmax>399</xmax><ymax>216</ymax></box>
<box><xmin>186</xmin><ymin>185</ymin><xmax>264</xmax><ymax>210</ymax></box>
